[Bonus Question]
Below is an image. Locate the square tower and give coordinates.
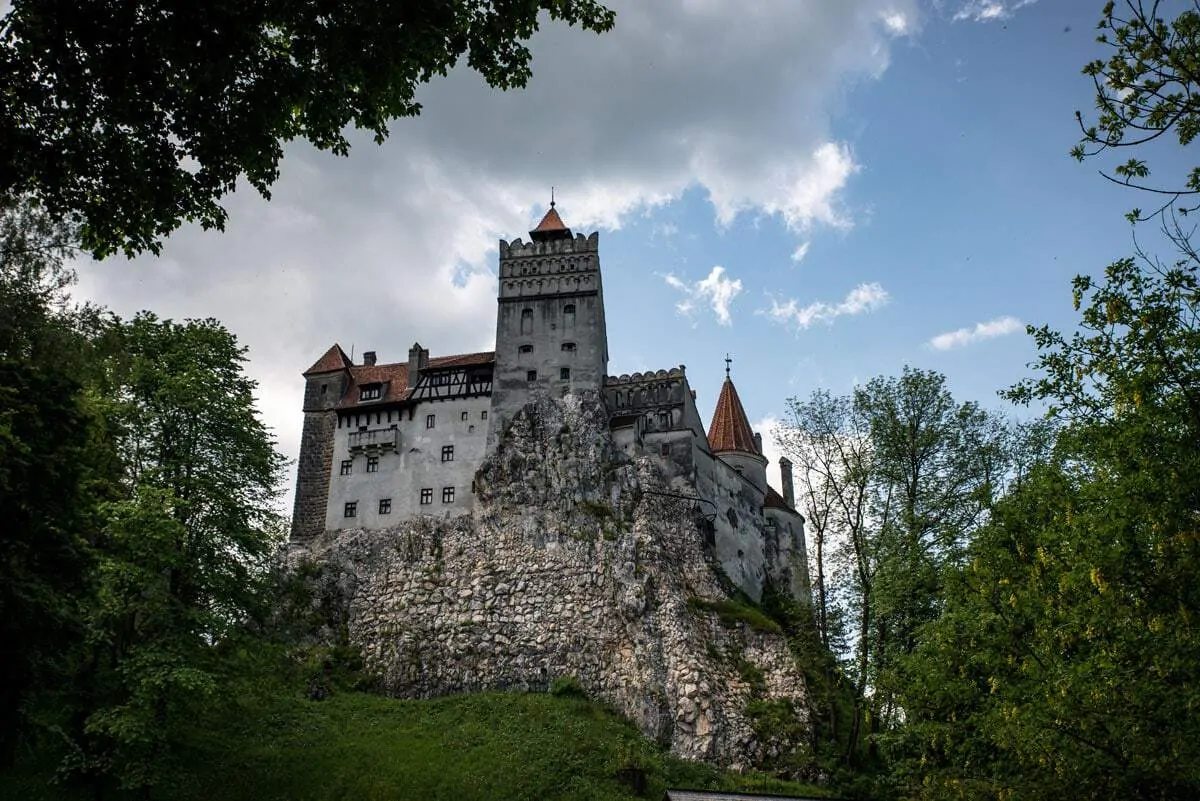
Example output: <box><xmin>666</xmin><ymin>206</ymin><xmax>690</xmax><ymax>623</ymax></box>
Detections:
<box><xmin>488</xmin><ymin>205</ymin><xmax>609</xmax><ymax>448</ymax></box>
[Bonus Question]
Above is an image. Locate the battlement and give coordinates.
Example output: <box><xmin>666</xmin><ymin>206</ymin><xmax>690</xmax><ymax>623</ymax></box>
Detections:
<box><xmin>499</xmin><ymin>231</ymin><xmax>600</xmax><ymax>259</ymax></box>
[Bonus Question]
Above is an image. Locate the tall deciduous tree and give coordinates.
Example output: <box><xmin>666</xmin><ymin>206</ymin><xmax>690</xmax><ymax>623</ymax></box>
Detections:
<box><xmin>69</xmin><ymin>314</ymin><xmax>286</xmax><ymax>789</ymax></box>
<box><xmin>778</xmin><ymin>369</ymin><xmax>1011</xmax><ymax>766</ymax></box>
<box><xmin>894</xmin><ymin>250</ymin><xmax>1200</xmax><ymax>799</ymax></box>
<box><xmin>0</xmin><ymin>0</ymin><xmax>614</xmax><ymax>258</ymax></box>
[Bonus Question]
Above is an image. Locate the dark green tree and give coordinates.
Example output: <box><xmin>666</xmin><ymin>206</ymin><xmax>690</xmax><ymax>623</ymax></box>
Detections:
<box><xmin>894</xmin><ymin>251</ymin><xmax>1200</xmax><ymax>799</ymax></box>
<box><xmin>0</xmin><ymin>0</ymin><xmax>614</xmax><ymax>258</ymax></box>
<box><xmin>68</xmin><ymin>314</ymin><xmax>286</xmax><ymax>790</ymax></box>
<box><xmin>0</xmin><ymin>196</ymin><xmax>115</xmax><ymax>764</ymax></box>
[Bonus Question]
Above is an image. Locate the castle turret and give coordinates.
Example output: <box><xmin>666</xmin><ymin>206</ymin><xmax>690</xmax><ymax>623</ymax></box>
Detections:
<box><xmin>488</xmin><ymin>202</ymin><xmax>609</xmax><ymax>449</ymax></box>
<box><xmin>707</xmin><ymin>363</ymin><xmax>768</xmax><ymax>494</ymax></box>
<box><xmin>292</xmin><ymin>343</ymin><xmax>353</xmax><ymax>540</ymax></box>
<box><xmin>779</xmin><ymin>456</ymin><xmax>796</xmax><ymax>508</ymax></box>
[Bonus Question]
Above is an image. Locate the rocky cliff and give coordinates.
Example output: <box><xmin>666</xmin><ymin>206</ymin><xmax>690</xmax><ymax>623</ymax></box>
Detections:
<box><xmin>289</xmin><ymin>392</ymin><xmax>809</xmax><ymax>768</ymax></box>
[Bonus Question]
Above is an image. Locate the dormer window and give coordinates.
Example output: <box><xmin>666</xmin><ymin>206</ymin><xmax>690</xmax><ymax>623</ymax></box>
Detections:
<box><xmin>360</xmin><ymin>383</ymin><xmax>383</xmax><ymax>401</ymax></box>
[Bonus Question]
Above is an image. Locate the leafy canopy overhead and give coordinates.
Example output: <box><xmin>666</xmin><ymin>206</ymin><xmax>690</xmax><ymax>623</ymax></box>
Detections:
<box><xmin>1073</xmin><ymin>0</ymin><xmax>1200</xmax><ymax>219</ymax></box>
<box><xmin>0</xmin><ymin>0</ymin><xmax>615</xmax><ymax>258</ymax></box>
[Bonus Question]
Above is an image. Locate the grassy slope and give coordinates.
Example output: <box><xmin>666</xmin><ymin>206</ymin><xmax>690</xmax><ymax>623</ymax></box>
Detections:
<box><xmin>3</xmin><ymin>681</ymin><xmax>827</xmax><ymax>801</ymax></box>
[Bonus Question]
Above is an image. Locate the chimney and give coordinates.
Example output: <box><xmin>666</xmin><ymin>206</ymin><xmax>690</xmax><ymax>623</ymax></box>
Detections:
<box><xmin>754</xmin><ymin>432</ymin><xmax>763</xmax><ymax>455</ymax></box>
<box><xmin>363</xmin><ymin>351</ymin><xmax>377</xmax><ymax>366</ymax></box>
<box><xmin>779</xmin><ymin>456</ymin><xmax>795</xmax><ymax>508</ymax></box>
<box><xmin>407</xmin><ymin>342</ymin><xmax>429</xmax><ymax>387</ymax></box>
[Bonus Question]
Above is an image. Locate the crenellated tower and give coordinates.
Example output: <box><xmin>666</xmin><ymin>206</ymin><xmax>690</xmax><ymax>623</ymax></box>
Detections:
<box><xmin>488</xmin><ymin>203</ymin><xmax>609</xmax><ymax>449</ymax></box>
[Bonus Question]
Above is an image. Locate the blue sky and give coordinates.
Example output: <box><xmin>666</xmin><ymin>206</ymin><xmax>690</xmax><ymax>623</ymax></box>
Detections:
<box><xmin>74</xmin><ymin>0</ymin><xmax>1186</xmax><ymax>504</ymax></box>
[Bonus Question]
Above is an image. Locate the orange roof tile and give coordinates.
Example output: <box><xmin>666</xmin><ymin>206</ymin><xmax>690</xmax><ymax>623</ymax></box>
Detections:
<box><xmin>707</xmin><ymin>377</ymin><xmax>758</xmax><ymax>455</ymax></box>
<box><xmin>764</xmin><ymin>485</ymin><xmax>799</xmax><ymax>515</ymax></box>
<box><xmin>530</xmin><ymin>204</ymin><xmax>572</xmax><ymax>241</ymax></box>
<box><xmin>303</xmin><ymin>344</ymin><xmax>353</xmax><ymax>376</ymax></box>
<box><xmin>334</xmin><ymin>350</ymin><xmax>495</xmax><ymax>408</ymax></box>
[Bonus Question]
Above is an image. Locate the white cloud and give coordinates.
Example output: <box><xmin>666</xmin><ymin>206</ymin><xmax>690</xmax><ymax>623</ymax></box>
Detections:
<box><xmin>951</xmin><ymin>0</ymin><xmax>1037</xmax><ymax>23</ymax></box>
<box><xmin>762</xmin><ymin>282</ymin><xmax>889</xmax><ymax>330</ymax></box>
<box><xmin>70</xmin><ymin>0</ymin><xmax>921</xmax><ymax>512</ymax></box>
<box><xmin>928</xmin><ymin>315</ymin><xmax>1024</xmax><ymax>350</ymax></box>
<box><xmin>665</xmin><ymin>266</ymin><xmax>743</xmax><ymax>326</ymax></box>
<box><xmin>791</xmin><ymin>241</ymin><xmax>812</xmax><ymax>263</ymax></box>
<box><xmin>881</xmin><ymin>10</ymin><xmax>909</xmax><ymax>34</ymax></box>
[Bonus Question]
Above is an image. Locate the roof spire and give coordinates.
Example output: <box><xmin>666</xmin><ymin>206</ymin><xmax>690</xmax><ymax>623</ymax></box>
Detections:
<box><xmin>530</xmin><ymin>195</ymin><xmax>572</xmax><ymax>242</ymax></box>
<box><xmin>707</xmin><ymin>366</ymin><xmax>758</xmax><ymax>455</ymax></box>
<box><xmin>550</xmin><ymin>185</ymin><xmax>555</xmax><ymax>208</ymax></box>
<box><xmin>725</xmin><ymin>352</ymin><xmax>732</xmax><ymax>378</ymax></box>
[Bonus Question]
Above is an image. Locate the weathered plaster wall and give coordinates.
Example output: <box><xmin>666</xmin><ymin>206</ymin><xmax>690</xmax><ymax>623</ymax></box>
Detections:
<box><xmin>292</xmin><ymin>392</ymin><xmax>808</xmax><ymax>768</ymax></box>
<box><xmin>324</xmin><ymin>397</ymin><xmax>491</xmax><ymax>528</ymax></box>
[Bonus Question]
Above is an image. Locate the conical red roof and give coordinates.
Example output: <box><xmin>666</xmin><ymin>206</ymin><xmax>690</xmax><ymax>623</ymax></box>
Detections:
<box><xmin>303</xmin><ymin>343</ymin><xmax>353</xmax><ymax>376</ymax></box>
<box><xmin>707</xmin><ymin>376</ymin><xmax>759</xmax><ymax>454</ymax></box>
<box><xmin>530</xmin><ymin>204</ymin><xmax>572</xmax><ymax>242</ymax></box>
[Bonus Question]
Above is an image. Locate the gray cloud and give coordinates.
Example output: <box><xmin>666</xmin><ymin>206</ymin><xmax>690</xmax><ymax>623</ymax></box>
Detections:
<box><xmin>72</xmin><ymin>0</ymin><xmax>919</xmax><ymax>512</ymax></box>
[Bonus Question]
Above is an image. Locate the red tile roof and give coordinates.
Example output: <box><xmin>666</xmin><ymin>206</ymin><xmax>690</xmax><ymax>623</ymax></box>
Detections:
<box><xmin>532</xmin><ymin>206</ymin><xmax>568</xmax><ymax>233</ymax></box>
<box><xmin>303</xmin><ymin>343</ymin><xmax>353</xmax><ymax>376</ymax></box>
<box><xmin>329</xmin><ymin>350</ymin><xmax>495</xmax><ymax>408</ymax></box>
<box><xmin>764</xmin><ymin>485</ymin><xmax>799</xmax><ymax>515</ymax></box>
<box><xmin>707</xmin><ymin>377</ymin><xmax>758</xmax><ymax>455</ymax></box>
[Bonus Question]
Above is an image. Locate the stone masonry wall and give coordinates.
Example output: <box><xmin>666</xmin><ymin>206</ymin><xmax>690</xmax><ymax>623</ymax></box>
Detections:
<box><xmin>291</xmin><ymin>392</ymin><xmax>809</xmax><ymax>768</ymax></box>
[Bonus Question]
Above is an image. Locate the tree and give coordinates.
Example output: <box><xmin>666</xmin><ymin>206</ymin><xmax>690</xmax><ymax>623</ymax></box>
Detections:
<box><xmin>67</xmin><ymin>314</ymin><xmax>286</xmax><ymax>790</ymax></box>
<box><xmin>0</xmin><ymin>196</ymin><xmax>116</xmax><ymax>764</ymax></box>
<box><xmin>777</xmin><ymin>369</ymin><xmax>1011</xmax><ymax>769</ymax></box>
<box><xmin>1073</xmin><ymin>0</ymin><xmax>1200</xmax><ymax>220</ymax></box>
<box><xmin>0</xmin><ymin>0</ymin><xmax>615</xmax><ymax>258</ymax></box>
<box><xmin>894</xmin><ymin>250</ymin><xmax>1200</xmax><ymax>799</ymax></box>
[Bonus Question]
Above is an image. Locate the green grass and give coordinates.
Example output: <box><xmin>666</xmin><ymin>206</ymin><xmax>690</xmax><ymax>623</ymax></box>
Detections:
<box><xmin>687</xmin><ymin>597</ymin><xmax>784</xmax><ymax>635</ymax></box>
<box><xmin>2</xmin><ymin>664</ymin><xmax>828</xmax><ymax>801</ymax></box>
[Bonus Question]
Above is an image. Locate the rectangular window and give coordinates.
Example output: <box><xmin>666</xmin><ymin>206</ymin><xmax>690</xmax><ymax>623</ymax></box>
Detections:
<box><xmin>481</xmin><ymin>410</ymin><xmax>488</xmax><ymax>420</ymax></box>
<box><xmin>442</xmin><ymin>486</ymin><xmax>455</xmax><ymax>504</ymax></box>
<box><xmin>559</xmin><ymin>367</ymin><xmax>570</xmax><ymax>380</ymax></box>
<box><xmin>426</xmin><ymin>414</ymin><xmax>436</xmax><ymax>429</ymax></box>
<box><xmin>340</xmin><ymin>459</ymin><xmax>353</xmax><ymax>476</ymax></box>
<box><xmin>420</xmin><ymin>488</ymin><xmax>433</xmax><ymax>505</ymax></box>
<box><xmin>366</xmin><ymin>455</ymin><xmax>379</xmax><ymax>473</ymax></box>
<box><xmin>441</xmin><ymin>445</ymin><xmax>454</xmax><ymax>462</ymax></box>
<box><xmin>379</xmin><ymin>498</ymin><xmax>392</xmax><ymax>515</ymax></box>
<box><xmin>360</xmin><ymin>385</ymin><xmax>382</xmax><ymax>400</ymax></box>
<box><xmin>561</xmin><ymin>342</ymin><xmax>576</xmax><ymax>353</ymax></box>
<box><xmin>660</xmin><ymin>442</ymin><xmax>670</xmax><ymax>457</ymax></box>
<box><xmin>344</xmin><ymin>501</ymin><xmax>357</xmax><ymax>518</ymax></box>
<box><xmin>526</xmin><ymin>370</ymin><xmax>537</xmax><ymax>382</ymax></box>
<box><xmin>461</xmin><ymin>411</ymin><xmax>469</xmax><ymax>421</ymax></box>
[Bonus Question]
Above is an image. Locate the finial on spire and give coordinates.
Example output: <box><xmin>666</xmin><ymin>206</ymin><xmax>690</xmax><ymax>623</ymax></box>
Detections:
<box><xmin>725</xmin><ymin>353</ymin><xmax>732</xmax><ymax>378</ymax></box>
<box><xmin>550</xmin><ymin>186</ymin><xmax>556</xmax><ymax>208</ymax></box>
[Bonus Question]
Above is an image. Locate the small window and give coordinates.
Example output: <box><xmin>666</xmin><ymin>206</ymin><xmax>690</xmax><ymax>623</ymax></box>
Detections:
<box><xmin>660</xmin><ymin>442</ymin><xmax>670</xmax><ymax>457</ymax></box>
<box><xmin>564</xmin><ymin>303</ymin><xmax>576</xmax><ymax>314</ymax></box>
<box><xmin>559</xmin><ymin>367</ymin><xmax>570</xmax><ymax>380</ymax></box>
<box><xmin>527</xmin><ymin>370</ymin><xmax>538</xmax><ymax>382</ymax></box>
<box><xmin>518</xmin><ymin>344</ymin><xmax>533</xmax><ymax>354</ymax></box>
<box><xmin>561</xmin><ymin>342</ymin><xmax>576</xmax><ymax>353</ymax></box>
<box><xmin>426</xmin><ymin>414</ymin><xmax>436</xmax><ymax>429</ymax></box>
<box><xmin>442</xmin><ymin>486</ymin><xmax>455</xmax><ymax>504</ymax></box>
<box><xmin>340</xmin><ymin>459</ymin><xmax>353</xmax><ymax>476</ymax></box>
<box><xmin>360</xmin><ymin>385</ymin><xmax>382</xmax><ymax>401</ymax></box>
<box><xmin>366</xmin><ymin>455</ymin><xmax>379</xmax><ymax>473</ymax></box>
<box><xmin>461</xmin><ymin>411</ymin><xmax>469</xmax><ymax>421</ymax></box>
<box><xmin>481</xmin><ymin>410</ymin><xmax>488</xmax><ymax>420</ymax></box>
<box><xmin>344</xmin><ymin>501</ymin><xmax>357</xmax><ymax>518</ymax></box>
<box><xmin>442</xmin><ymin>445</ymin><xmax>454</xmax><ymax>462</ymax></box>
<box><xmin>379</xmin><ymin>498</ymin><xmax>392</xmax><ymax>515</ymax></box>
<box><xmin>420</xmin><ymin>488</ymin><xmax>433</xmax><ymax>505</ymax></box>
<box><xmin>321</xmin><ymin>383</ymin><xmax>328</xmax><ymax>395</ymax></box>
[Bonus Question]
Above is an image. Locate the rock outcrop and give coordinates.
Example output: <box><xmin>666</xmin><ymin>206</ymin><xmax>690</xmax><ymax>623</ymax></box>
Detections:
<box><xmin>290</xmin><ymin>392</ymin><xmax>808</xmax><ymax>768</ymax></box>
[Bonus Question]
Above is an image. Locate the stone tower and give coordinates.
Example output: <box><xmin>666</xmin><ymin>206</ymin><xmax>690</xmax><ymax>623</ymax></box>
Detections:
<box><xmin>291</xmin><ymin>344</ymin><xmax>354</xmax><ymax>540</ymax></box>
<box><xmin>488</xmin><ymin>204</ymin><xmax>609</xmax><ymax>449</ymax></box>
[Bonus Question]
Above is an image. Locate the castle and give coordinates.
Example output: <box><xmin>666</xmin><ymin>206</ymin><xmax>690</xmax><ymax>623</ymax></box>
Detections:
<box><xmin>291</xmin><ymin>204</ymin><xmax>809</xmax><ymax>604</ymax></box>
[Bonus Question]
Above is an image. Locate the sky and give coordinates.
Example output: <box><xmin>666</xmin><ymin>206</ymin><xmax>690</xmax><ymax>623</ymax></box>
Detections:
<box><xmin>72</xmin><ymin>0</ymin><xmax>1186</xmax><ymax>509</ymax></box>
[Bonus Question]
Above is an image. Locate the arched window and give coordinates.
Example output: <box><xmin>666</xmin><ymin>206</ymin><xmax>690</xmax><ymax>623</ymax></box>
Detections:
<box><xmin>561</xmin><ymin>342</ymin><xmax>576</xmax><ymax>353</ymax></box>
<box><xmin>520</xmin><ymin>308</ymin><xmax>533</xmax><ymax>335</ymax></box>
<box><xmin>563</xmin><ymin>303</ymin><xmax>576</xmax><ymax>330</ymax></box>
